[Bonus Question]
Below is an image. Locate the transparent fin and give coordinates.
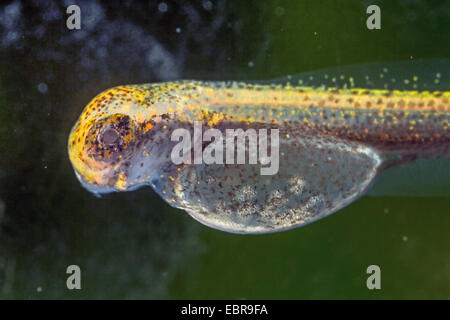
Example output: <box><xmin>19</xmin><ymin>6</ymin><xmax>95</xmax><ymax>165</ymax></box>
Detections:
<box><xmin>266</xmin><ymin>58</ymin><xmax>449</xmax><ymax>91</ymax></box>
<box><xmin>368</xmin><ymin>157</ymin><xmax>450</xmax><ymax>197</ymax></box>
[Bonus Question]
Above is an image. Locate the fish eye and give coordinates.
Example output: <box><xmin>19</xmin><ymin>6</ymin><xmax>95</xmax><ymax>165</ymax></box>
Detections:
<box><xmin>84</xmin><ymin>114</ymin><xmax>136</xmax><ymax>163</ymax></box>
<box><xmin>99</xmin><ymin>126</ymin><xmax>121</xmax><ymax>147</ymax></box>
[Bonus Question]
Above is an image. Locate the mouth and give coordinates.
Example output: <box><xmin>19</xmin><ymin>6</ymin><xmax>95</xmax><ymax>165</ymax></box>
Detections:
<box><xmin>71</xmin><ymin>157</ymin><xmax>118</xmax><ymax>190</ymax></box>
<box><xmin>73</xmin><ymin>169</ymin><xmax>116</xmax><ymax>195</ymax></box>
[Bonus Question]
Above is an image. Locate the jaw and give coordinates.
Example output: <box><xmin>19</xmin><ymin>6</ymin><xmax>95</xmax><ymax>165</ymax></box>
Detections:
<box><xmin>69</xmin><ymin>150</ymin><xmax>123</xmax><ymax>194</ymax></box>
<box><xmin>73</xmin><ymin>169</ymin><xmax>116</xmax><ymax>195</ymax></box>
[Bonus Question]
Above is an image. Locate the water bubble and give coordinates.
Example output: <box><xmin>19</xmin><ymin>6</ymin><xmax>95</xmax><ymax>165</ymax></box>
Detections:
<box><xmin>5</xmin><ymin>30</ymin><xmax>20</xmax><ymax>45</ymax></box>
<box><xmin>158</xmin><ymin>2</ymin><xmax>168</xmax><ymax>13</ymax></box>
<box><xmin>202</xmin><ymin>0</ymin><xmax>213</xmax><ymax>11</ymax></box>
<box><xmin>37</xmin><ymin>82</ymin><xmax>48</xmax><ymax>94</ymax></box>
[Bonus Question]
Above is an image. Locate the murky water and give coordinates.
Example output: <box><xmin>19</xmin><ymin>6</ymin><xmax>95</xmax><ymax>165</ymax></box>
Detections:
<box><xmin>0</xmin><ymin>0</ymin><xmax>448</xmax><ymax>299</ymax></box>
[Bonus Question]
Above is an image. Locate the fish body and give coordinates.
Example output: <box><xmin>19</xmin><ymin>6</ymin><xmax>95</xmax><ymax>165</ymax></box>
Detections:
<box><xmin>68</xmin><ymin>61</ymin><xmax>449</xmax><ymax>233</ymax></box>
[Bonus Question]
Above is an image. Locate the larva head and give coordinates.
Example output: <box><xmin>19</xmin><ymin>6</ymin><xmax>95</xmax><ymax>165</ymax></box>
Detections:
<box><xmin>67</xmin><ymin>86</ymin><xmax>154</xmax><ymax>194</ymax></box>
<box><xmin>68</xmin><ymin>84</ymin><xmax>188</xmax><ymax>194</ymax></box>
<box><xmin>68</xmin><ymin>111</ymin><xmax>140</xmax><ymax>193</ymax></box>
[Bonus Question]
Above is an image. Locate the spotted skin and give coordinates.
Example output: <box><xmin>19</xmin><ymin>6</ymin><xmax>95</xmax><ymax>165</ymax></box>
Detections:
<box><xmin>68</xmin><ymin>68</ymin><xmax>449</xmax><ymax>233</ymax></box>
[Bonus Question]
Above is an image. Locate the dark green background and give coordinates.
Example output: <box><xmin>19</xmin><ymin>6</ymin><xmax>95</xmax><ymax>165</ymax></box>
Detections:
<box><xmin>0</xmin><ymin>0</ymin><xmax>448</xmax><ymax>299</ymax></box>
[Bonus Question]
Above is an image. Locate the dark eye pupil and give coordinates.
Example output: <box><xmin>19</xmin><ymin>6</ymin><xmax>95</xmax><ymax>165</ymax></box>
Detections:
<box><xmin>102</xmin><ymin>128</ymin><xmax>120</xmax><ymax>146</ymax></box>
